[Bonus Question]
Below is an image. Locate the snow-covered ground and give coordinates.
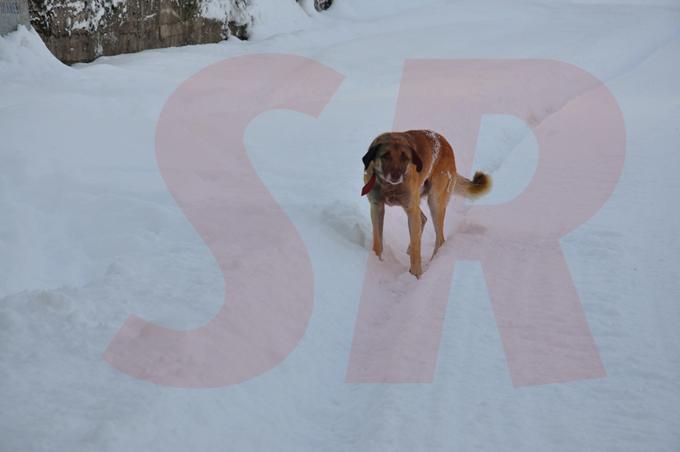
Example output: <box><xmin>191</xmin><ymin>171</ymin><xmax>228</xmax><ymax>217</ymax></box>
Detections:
<box><xmin>1</xmin><ymin>0</ymin><xmax>680</xmax><ymax>451</ymax></box>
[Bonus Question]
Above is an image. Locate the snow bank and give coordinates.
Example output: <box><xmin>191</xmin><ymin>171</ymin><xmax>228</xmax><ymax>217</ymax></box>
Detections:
<box><xmin>247</xmin><ymin>0</ymin><xmax>314</xmax><ymax>39</ymax></box>
<box><xmin>0</xmin><ymin>25</ymin><xmax>68</xmax><ymax>80</ymax></box>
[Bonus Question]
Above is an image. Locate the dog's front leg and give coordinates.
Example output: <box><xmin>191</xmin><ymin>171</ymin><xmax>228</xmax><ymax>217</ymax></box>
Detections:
<box><xmin>370</xmin><ymin>201</ymin><xmax>385</xmax><ymax>259</ymax></box>
<box><xmin>407</xmin><ymin>203</ymin><xmax>423</xmax><ymax>278</ymax></box>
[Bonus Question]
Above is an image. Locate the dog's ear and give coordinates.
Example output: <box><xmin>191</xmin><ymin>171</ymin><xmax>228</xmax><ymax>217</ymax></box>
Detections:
<box><xmin>411</xmin><ymin>150</ymin><xmax>423</xmax><ymax>172</ymax></box>
<box><xmin>362</xmin><ymin>143</ymin><xmax>381</xmax><ymax>170</ymax></box>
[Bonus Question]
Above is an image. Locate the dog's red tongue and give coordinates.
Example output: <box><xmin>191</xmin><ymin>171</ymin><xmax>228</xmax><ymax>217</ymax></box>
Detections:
<box><xmin>361</xmin><ymin>174</ymin><xmax>376</xmax><ymax>196</ymax></box>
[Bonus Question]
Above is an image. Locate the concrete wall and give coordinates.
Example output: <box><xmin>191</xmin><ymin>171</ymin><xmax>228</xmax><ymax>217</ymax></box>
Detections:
<box><xmin>0</xmin><ymin>0</ymin><xmax>29</xmax><ymax>35</ymax></box>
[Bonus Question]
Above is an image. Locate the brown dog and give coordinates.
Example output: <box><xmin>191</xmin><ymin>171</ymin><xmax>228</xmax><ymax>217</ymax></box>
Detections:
<box><xmin>361</xmin><ymin>130</ymin><xmax>491</xmax><ymax>278</ymax></box>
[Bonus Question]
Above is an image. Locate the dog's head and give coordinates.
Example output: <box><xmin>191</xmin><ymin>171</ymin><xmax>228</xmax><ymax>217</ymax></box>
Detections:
<box><xmin>362</xmin><ymin>133</ymin><xmax>423</xmax><ymax>185</ymax></box>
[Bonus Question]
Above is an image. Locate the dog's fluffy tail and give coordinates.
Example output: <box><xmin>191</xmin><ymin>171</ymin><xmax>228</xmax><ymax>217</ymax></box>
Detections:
<box><xmin>454</xmin><ymin>171</ymin><xmax>492</xmax><ymax>198</ymax></box>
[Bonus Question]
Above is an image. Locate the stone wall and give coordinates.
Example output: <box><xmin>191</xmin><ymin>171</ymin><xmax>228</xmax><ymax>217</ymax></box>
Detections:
<box><xmin>0</xmin><ymin>0</ymin><xmax>29</xmax><ymax>35</ymax></box>
<box><xmin>28</xmin><ymin>0</ymin><xmax>246</xmax><ymax>64</ymax></box>
<box><xmin>27</xmin><ymin>0</ymin><xmax>333</xmax><ymax>65</ymax></box>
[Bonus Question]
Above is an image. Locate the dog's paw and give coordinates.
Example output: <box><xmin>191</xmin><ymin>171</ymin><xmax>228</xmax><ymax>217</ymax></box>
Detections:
<box><xmin>409</xmin><ymin>266</ymin><xmax>423</xmax><ymax>279</ymax></box>
<box><xmin>372</xmin><ymin>247</ymin><xmax>383</xmax><ymax>261</ymax></box>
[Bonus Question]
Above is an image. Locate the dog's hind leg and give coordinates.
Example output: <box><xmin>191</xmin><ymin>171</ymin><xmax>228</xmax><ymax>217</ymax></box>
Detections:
<box><xmin>370</xmin><ymin>201</ymin><xmax>385</xmax><ymax>259</ymax></box>
<box><xmin>428</xmin><ymin>180</ymin><xmax>452</xmax><ymax>259</ymax></box>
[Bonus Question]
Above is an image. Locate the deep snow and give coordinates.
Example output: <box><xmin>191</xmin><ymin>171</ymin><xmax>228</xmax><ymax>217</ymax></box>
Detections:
<box><xmin>1</xmin><ymin>0</ymin><xmax>680</xmax><ymax>451</ymax></box>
